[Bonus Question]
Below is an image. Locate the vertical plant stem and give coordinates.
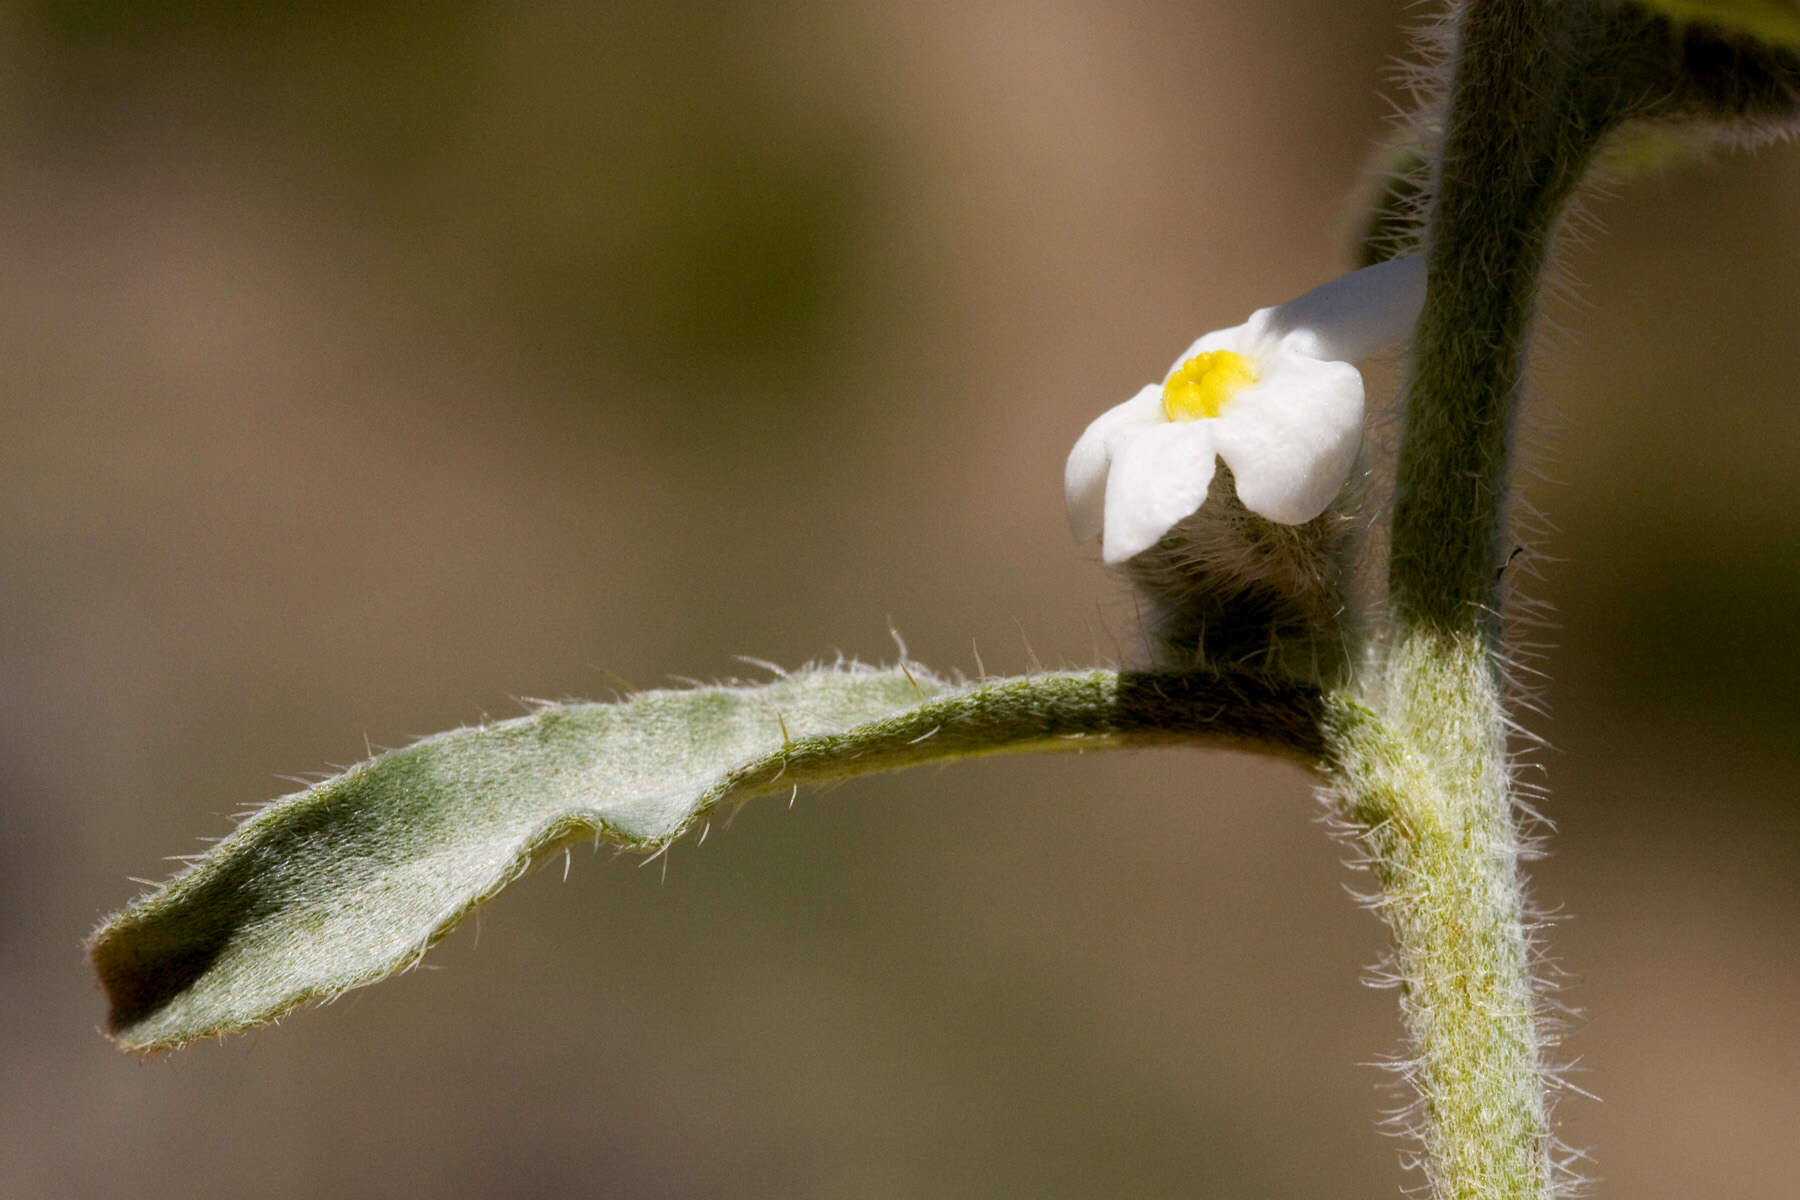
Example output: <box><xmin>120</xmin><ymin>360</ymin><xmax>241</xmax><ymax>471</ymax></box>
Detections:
<box><xmin>1331</xmin><ymin>1</ymin><xmax>1619</xmax><ymax>1196</ymax></box>
<box><xmin>1390</xmin><ymin>2</ymin><xmax>1594</xmax><ymax>627</ymax></box>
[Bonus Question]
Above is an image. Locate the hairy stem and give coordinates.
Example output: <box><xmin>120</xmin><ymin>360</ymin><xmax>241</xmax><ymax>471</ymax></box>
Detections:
<box><xmin>1388</xmin><ymin>6</ymin><xmax>1598</xmax><ymax>627</ymax></box>
<box><xmin>1332</xmin><ymin>1</ymin><xmax>1626</xmax><ymax>1196</ymax></box>
<box><xmin>1330</xmin><ymin>646</ymin><xmax>1549</xmax><ymax>1199</ymax></box>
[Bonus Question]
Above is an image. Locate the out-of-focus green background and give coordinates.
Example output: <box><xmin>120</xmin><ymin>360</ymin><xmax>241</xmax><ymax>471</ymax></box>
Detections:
<box><xmin>5</xmin><ymin>2</ymin><xmax>1796</xmax><ymax>1196</ymax></box>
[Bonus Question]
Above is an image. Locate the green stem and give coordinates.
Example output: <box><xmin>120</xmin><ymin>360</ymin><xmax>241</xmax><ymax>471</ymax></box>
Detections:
<box><xmin>1388</xmin><ymin>4</ymin><xmax>1598</xmax><ymax>628</ymax></box>
<box><xmin>1333</xmin><ymin>2</ymin><xmax>1626</xmax><ymax>1196</ymax></box>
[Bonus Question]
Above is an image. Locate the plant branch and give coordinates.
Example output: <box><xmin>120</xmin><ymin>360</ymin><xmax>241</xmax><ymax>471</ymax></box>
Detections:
<box><xmin>1328</xmin><ymin>1</ymin><xmax>1640</xmax><ymax>1197</ymax></box>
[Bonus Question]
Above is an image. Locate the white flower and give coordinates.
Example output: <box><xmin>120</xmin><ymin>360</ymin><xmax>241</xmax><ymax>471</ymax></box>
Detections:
<box><xmin>1065</xmin><ymin>254</ymin><xmax>1426</xmax><ymax>564</ymax></box>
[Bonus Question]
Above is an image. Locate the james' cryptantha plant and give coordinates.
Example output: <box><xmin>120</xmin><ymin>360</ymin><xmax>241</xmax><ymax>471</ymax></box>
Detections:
<box><xmin>89</xmin><ymin>3</ymin><xmax>1800</xmax><ymax>1197</ymax></box>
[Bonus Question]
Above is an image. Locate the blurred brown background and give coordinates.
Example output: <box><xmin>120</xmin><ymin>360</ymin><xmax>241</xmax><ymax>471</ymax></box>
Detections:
<box><xmin>4</xmin><ymin>2</ymin><xmax>1796</xmax><ymax>1197</ymax></box>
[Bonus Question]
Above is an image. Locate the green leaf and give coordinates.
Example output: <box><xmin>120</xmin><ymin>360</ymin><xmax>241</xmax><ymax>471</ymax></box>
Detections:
<box><xmin>1628</xmin><ymin>0</ymin><xmax>1800</xmax><ymax>48</ymax></box>
<box><xmin>90</xmin><ymin>664</ymin><xmax>1322</xmax><ymax>1053</ymax></box>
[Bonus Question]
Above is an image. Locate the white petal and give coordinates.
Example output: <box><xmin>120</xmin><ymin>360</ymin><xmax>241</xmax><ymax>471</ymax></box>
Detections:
<box><xmin>1166</xmin><ymin>313</ymin><xmax>1269</xmax><ymax>378</ymax></box>
<box><xmin>1212</xmin><ymin>357</ymin><xmax>1364</xmax><ymax>524</ymax></box>
<box><xmin>1100</xmin><ymin>421</ymin><xmax>1218</xmax><ymax>564</ymax></box>
<box><xmin>1064</xmin><ymin>385</ymin><xmax>1163</xmax><ymax>542</ymax></box>
<box><xmin>1263</xmin><ymin>254</ymin><xmax>1425</xmax><ymax>362</ymax></box>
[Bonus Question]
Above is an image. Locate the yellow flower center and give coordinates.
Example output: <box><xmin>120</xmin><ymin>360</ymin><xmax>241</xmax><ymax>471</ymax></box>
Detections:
<box><xmin>1161</xmin><ymin>350</ymin><xmax>1258</xmax><ymax>422</ymax></box>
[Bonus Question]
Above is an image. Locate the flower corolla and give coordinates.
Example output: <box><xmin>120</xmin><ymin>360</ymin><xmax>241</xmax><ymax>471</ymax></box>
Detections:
<box><xmin>1065</xmin><ymin>254</ymin><xmax>1426</xmax><ymax>564</ymax></box>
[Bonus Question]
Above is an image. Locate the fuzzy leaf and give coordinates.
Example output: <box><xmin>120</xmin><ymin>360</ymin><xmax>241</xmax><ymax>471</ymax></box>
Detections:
<box><xmin>1629</xmin><ymin>0</ymin><xmax>1800</xmax><ymax>47</ymax></box>
<box><xmin>91</xmin><ymin>664</ymin><xmax>1321</xmax><ymax>1053</ymax></box>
